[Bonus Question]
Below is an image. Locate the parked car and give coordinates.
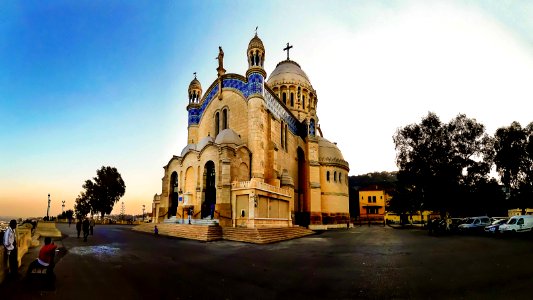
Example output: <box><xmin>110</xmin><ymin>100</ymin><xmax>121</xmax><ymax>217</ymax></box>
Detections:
<box><xmin>499</xmin><ymin>215</ymin><xmax>533</xmax><ymax>234</ymax></box>
<box><xmin>484</xmin><ymin>218</ymin><xmax>508</xmax><ymax>234</ymax></box>
<box><xmin>458</xmin><ymin>216</ymin><xmax>492</xmax><ymax>233</ymax></box>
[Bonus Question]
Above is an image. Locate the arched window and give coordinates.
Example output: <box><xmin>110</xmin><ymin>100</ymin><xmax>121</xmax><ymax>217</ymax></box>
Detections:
<box><xmin>290</xmin><ymin>93</ymin><xmax>294</xmax><ymax>107</ymax></box>
<box><xmin>326</xmin><ymin>171</ymin><xmax>330</xmax><ymax>182</ymax></box>
<box><xmin>282</xmin><ymin>92</ymin><xmax>287</xmax><ymax>105</ymax></box>
<box><xmin>283</xmin><ymin>124</ymin><xmax>288</xmax><ymax>151</ymax></box>
<box><xmin>339</xmin><ymin>173</ymin><xmax>342</xmax><ymax>184</ymax></box>
<box><xmin>302</xmin><ymin>96</ymin><xmax>305</xmax><ymax>110</ymax></box>
<box><xmin>334</xmin><ymin>171</ymin><xmax>337</xmax><ymax>182</ymax></box>
<box><xmin>215</xmin><ymin>112</ymin><xmax>220</xmax><ymax>136</ymax></box>
<box><xmin>280</xmin><ymin>121</ymin><xmax>284</xmax><ymax>149</ymax></box>
<box><xmin>222</xmin><ymin>109</ymin><xmax>228</xmax><ymax>130</ymax></box>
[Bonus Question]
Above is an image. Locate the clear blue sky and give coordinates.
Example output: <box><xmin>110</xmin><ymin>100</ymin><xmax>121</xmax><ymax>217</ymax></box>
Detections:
<box><xmin>1</xmin><ymin>1</ymin><xmax>532</xmax><ymax>217</ymax></box>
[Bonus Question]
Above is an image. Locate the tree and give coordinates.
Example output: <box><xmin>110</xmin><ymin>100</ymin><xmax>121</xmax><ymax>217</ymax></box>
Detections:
<box><xmin>83</xmin><ymin>166</ymin><xmax>126</xmax><ymax>218</ymax></box>
<box><xmin>74</xmin><ymin>192</ymin><xmax>91</xmax><ymax>219</ymax></box>
<box><xmin>494</xmin><ymin>122</ymin><xmax>533</xmax><ymax>213</ymax></box>
<box><xmin>392</xmin><ymin>113</ymin><xmax>492</xmax><ymax>216</ymax></box>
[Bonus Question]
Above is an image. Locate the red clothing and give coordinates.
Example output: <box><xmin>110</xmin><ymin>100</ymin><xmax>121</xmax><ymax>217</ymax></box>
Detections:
<box><xmin>38</xmin><ymin>243</ymin><xmax>57</xmax><ymax>264</ymax></box>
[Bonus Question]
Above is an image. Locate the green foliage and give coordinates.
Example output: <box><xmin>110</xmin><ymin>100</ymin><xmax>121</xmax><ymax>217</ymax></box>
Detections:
<box><xmin>74</xmin><ymin>192</ymin><xmax>91</xmax><ymax>219</ymax></box>
<box><xmin>493</xmin><ymin>122</ymin><xmax>533</xmax><ymax>212</ymax></box>
<box><xmin>75</xmin><ymin>166</ymin><xmax>126</xmax><ymax>219</ymax></box>
<box><xmin>392</xmin><ymin>113</ymin><xmax>493</xmax><ymax>216</ymax></box>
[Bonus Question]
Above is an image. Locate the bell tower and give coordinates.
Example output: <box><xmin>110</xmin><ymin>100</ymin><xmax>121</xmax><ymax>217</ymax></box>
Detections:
<box><xmin>186</xmin><ymin>73</ymin><xmax>202</xmax><ymax>144</ymax></box>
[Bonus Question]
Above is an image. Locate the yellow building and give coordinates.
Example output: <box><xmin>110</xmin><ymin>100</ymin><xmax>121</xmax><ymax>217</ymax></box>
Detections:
<box><xmin>358</xmin><ymin>186</ymin><xmax>388</xmax><ymax>221</ymax></box>
<box><xmin>152</xmin><ymin>34</ymin><xmax>350</xmax><ymax>229</ymax></box>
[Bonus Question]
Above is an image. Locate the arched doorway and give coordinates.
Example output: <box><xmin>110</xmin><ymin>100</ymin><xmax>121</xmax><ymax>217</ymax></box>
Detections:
<box><xmin>169</xmin><ymin>172</ymin><xmax>178</xmax><ymax>218</ymax></box>
<box><xmin>202</xmin><ymin>161</ymin><xmax>216</xmax><ymax>219</ymax></box>
<box><xmin>295</xmin><ymin>147</ymin><xmax>309</xmax><ymax>226</ymax></box>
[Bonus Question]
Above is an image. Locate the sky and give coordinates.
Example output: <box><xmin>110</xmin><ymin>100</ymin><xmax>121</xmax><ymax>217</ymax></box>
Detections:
<box><xmin>1</xmin><ymin>0</ymin><xmax>532</xmax><ymax>218</ymax></box>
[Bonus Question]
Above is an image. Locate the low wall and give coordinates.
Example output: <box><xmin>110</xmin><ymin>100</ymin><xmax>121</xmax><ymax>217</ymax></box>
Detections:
<box><xmin>0</xmin><ymin>225</ymin><xmax>33</xmax><ymax>283</ymax></box>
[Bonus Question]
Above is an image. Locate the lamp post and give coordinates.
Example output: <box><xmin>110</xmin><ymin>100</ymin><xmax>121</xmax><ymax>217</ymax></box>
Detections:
<box><xmin>62</xmin><ymin>200</ymin><xmax>65</xmax><ymax>214</ymax></box>
<box><xmin>46</xmin><ymin>193</ymin><xmax>51</xmax><ymax>220</ymax></box>
<box><xmin>142</xmin><ymin>205</ymin><xmax>145</xmax><ymax>222</ymax></box>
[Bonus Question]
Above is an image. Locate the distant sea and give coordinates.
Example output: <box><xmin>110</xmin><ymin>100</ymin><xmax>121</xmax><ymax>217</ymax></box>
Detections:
<box><xmin>0</xmin><ymin>216</ymin><xmax>20</xmax><ymax>222</ymax></box>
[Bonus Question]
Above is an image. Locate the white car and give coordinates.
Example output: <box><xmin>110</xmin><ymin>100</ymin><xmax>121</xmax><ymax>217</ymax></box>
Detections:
<box><xmin>499</xmin><ymin>215</ymin><xmax>533</xmax><ymax>233</ymax></box>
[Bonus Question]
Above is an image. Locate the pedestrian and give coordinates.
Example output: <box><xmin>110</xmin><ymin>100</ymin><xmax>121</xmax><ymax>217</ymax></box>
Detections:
<box><xmin>89</xmin><ymin>218</ymin><xmax>95</xmax><ymax>235</ymax></box>
<box><xmin>76</xmin><ymin>219</ymin><xmax>82</xmax><ymax>238</ymax></box>
<box><xmin>82</xmin><ymin>218</ymin><xmax>90</xmax><ymax>242</ymax></box>
<box><xmin>68</xmin><ymin>217</ymin><xmax>72</xmax><ymax>227</ymax></box>
<box><xmin>154</xmin><ymin>225</ymin><xmax>159</xmax><ymax>236</ymax></box>
<box><xmin>26</xmin><ymin>237</ymin><xmax>57</xmax><ymax>276</ymax></box>
<box><xmin>210</xmin><ymin>203</ymin><xmax>215</xmax><ymax>219</ymax></box>
<box><xmin>3</xmin><ymin>219</ymin><xmax>18</xmax><ymax>279</ymax></box>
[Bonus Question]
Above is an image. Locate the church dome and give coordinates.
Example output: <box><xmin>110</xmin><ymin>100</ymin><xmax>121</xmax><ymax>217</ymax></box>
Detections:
<box><xmin>318</xmin><ymin>137</ymin><xmax>349</xmax><ymax>169</ymax></box>
<box><xmin>247</xmin><ymin>34</ymin><xmax>265</xmax><ymax>52</ymax></box>
<box><xmin>267</xmin><ymin>60</ymin><xmax>313</xmax><ymax>90</ymax></box>
<box><xmin>197</xmin><ymin>136</ymin><xmax>215</xmax><ymax>151</ymax></box>
<box><xmin>180</xmin><ymin>143</ymin><xmax>197</xmax><ymax>157</ymax></box>
<box><xmin>215</xmin><ymin>129</ymin><xmax>243</xmax><ymax>146</ymax></box>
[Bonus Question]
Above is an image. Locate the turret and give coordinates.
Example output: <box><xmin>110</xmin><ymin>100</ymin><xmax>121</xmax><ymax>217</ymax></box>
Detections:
<box><xmin>186</xmin><ymin>74</ymin><xmax>202</xmax><ymax>144</ymax></box>
<box><xmin>246</xmin><ymin>33</ymin><xmax>266</xmax><ymax>78</ymax></box>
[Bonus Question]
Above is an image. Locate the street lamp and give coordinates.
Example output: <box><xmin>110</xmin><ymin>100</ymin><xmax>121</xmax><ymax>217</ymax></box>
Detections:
<box><xmin>62</xmin><ymin>200</ymin><xmax>65</xmax><ymax>214</ymax></box>
<box><xmin>142</xmin><ymin>205</ymin><xmax>145</xmax><ymax>221</ymax></box>
<box><xmin>46</xmin><ymin>193</ymin><xmax>51</xmax><ymax>220</ymax></box>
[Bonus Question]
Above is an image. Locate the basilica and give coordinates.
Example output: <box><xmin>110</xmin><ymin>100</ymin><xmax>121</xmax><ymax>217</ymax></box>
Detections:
<box><xmin>152</xmin><ymin>34</ymin><xmax>350</xmax><ymax>230</ymax></box>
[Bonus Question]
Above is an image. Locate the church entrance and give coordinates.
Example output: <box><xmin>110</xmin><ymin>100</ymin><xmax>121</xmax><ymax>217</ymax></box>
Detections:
<box><xmin>295</xmin><ymin>147</ymin><xmax>310</xmax><ymax>226</ymax></box>
<box><xmin>169</xmin><ymin>172</ymin><xmax>178</xmax><ymax>218</ymax></box>
<box><xmin>202</xmin><ymin>161</ymin><xmax>216</xmax><ymax>219</ymax></box>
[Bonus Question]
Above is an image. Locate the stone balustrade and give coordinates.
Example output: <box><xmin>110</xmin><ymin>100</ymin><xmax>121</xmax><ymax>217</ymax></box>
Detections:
<box><xmin>231</xmin><ymin>180</ymin><xmax>289</xmax><ymax>196</ymax></box>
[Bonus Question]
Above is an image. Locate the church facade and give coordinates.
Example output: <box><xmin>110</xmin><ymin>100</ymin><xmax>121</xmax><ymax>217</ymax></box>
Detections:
<box><xmin>152</xmin><ymin>34</ymin><xmax>350</xmax><ymax>229</ymax></box>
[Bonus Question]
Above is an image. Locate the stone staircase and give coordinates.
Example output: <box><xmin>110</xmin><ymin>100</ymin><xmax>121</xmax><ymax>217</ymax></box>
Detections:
<box><xmin>222</xmin><ymin>226</ymin><xmax>315</xmax><ymax>244</ymax></box>
<box><xmin>133</xmin><ymin>223</ymin><xmax>222</xmax><ymax>242</ymax></box>
<box><xmin>133</xmin><ymin>223</ymin><xmax>315</xmax><ymax>244</ymax></box>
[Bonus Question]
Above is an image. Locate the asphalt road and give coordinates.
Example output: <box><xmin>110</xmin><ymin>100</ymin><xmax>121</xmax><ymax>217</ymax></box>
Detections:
<box><xmin>2</xmin><ymin>224</ymin><xmax>533</xmax><ymax>299</ymax></box>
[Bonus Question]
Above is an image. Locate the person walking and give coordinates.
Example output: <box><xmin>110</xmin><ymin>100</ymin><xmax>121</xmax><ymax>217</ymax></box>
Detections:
<box><xmin>89</xmin><ymin>218</ymin><xmax>95</xmax><ymax>235</ymax></box>
<box><xmin>154</xmin><ymin>225</ymin><xmax>159</xmax><ymax>237</ymax></box>
<box><xmin>3</xmin><ymin>219</ymin><xmax>18</xmax><ymax>279</ymax></box>
<box><xmin>76</xmin><ymin>219</ymin><xmax>82</xmax><ymax>238</ymax></box>
<box><xmin>82</xmin><ymin>218</ymin><xmax>90</xmax><ymax>242</ymax></box>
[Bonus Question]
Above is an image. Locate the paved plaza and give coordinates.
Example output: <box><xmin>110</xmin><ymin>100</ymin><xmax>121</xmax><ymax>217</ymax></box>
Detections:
<box><xmin>2</xmin><ymin>223</ymin><xmax>533</xmax><ymax>299</ymax></box>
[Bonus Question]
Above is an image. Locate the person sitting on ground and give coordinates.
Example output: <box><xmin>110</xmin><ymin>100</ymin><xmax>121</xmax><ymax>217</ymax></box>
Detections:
<box><xmin>27</xmin><ymin>237</ymin><xmax>57</xmax><ymax>275</ymax></box>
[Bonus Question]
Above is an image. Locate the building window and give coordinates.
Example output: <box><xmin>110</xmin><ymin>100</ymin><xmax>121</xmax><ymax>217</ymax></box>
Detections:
<box><xmin>367</xmin><ymin>196</ymin><xmax>371</xmax><ymax>202</ymax></box>
<box><xmin>215</xmin><ymin>112</ymin><xmax>220</xmax><ymax>136</ymax></box>
<box><xmin>302</xmin><ymin>96</ymin><xmax>305</xmax><ymax>110</ymax></box>
<box><xmin>339</xmin><ymin>173</ymin><xmax>342</xmax><ymax>184</ymax></box>
<box><xmin>372</xmin><ymin>196</ymin><xmax>376</xmax><ymax>203</ymax></box>
<box><xmin>283</xmin><ymin>124</ymin><xmax>288</xmax><ymax>151</ymax></box>
<box><xmin>280</xmin><ymin>121</ymin><xmax>284</xmax><ymax>149</ymax></box>
<box><xmin>290</xmin><ymin>93</ymin><xmax>294</xmax><ymax>107</ymax></box>
<box><xmin>222</xmin><ymin>108</ymin><xmax>228</xmax><ymax>130</ymax></box>
<box><xmin>334</xmin><ymin>171</ymin><xmax>337</xmax><ymax>182</ymax></box>
<box><xmin>327</xmin><ymin>171</ymin><xmax>330</xmax><ymax>182</ymax></box>
<box><xmin>282</xmin><ymin>92</ymin><xmax>287</xmax><ymax>105</ymax></box>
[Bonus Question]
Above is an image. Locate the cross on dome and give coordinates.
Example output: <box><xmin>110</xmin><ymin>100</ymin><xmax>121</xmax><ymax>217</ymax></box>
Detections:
<box><xmin>283</xmin><ymin>43</ymin><xmax>293</xmax><ymax>60</ymax></box>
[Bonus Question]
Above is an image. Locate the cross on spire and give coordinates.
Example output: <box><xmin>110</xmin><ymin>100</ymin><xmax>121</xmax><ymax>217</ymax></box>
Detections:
<box><xmin>283</xmin><ymin>42</ymin><xmax>293</xmax><ymax>60</ymax></box>
<box><xmin>193</xmin><ymin>72</ymin><xmax>197</xmax><ymax>79</ymax></box>
<box><xmin>255</xmin><ymin>26</ymin><xmax>258</xmax><ymax>36</ymax></box>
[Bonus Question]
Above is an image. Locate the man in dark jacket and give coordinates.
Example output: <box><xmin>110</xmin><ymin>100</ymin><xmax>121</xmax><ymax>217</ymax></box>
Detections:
<box><xmin>76</xmin><ymin>219</ymin><xmax>82</xmax><ymax>238</ymax></box>
<box><xmin>82</xmin><ymin>218</ymin><xmax>90</xmax><ymax>242</ymax></box>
